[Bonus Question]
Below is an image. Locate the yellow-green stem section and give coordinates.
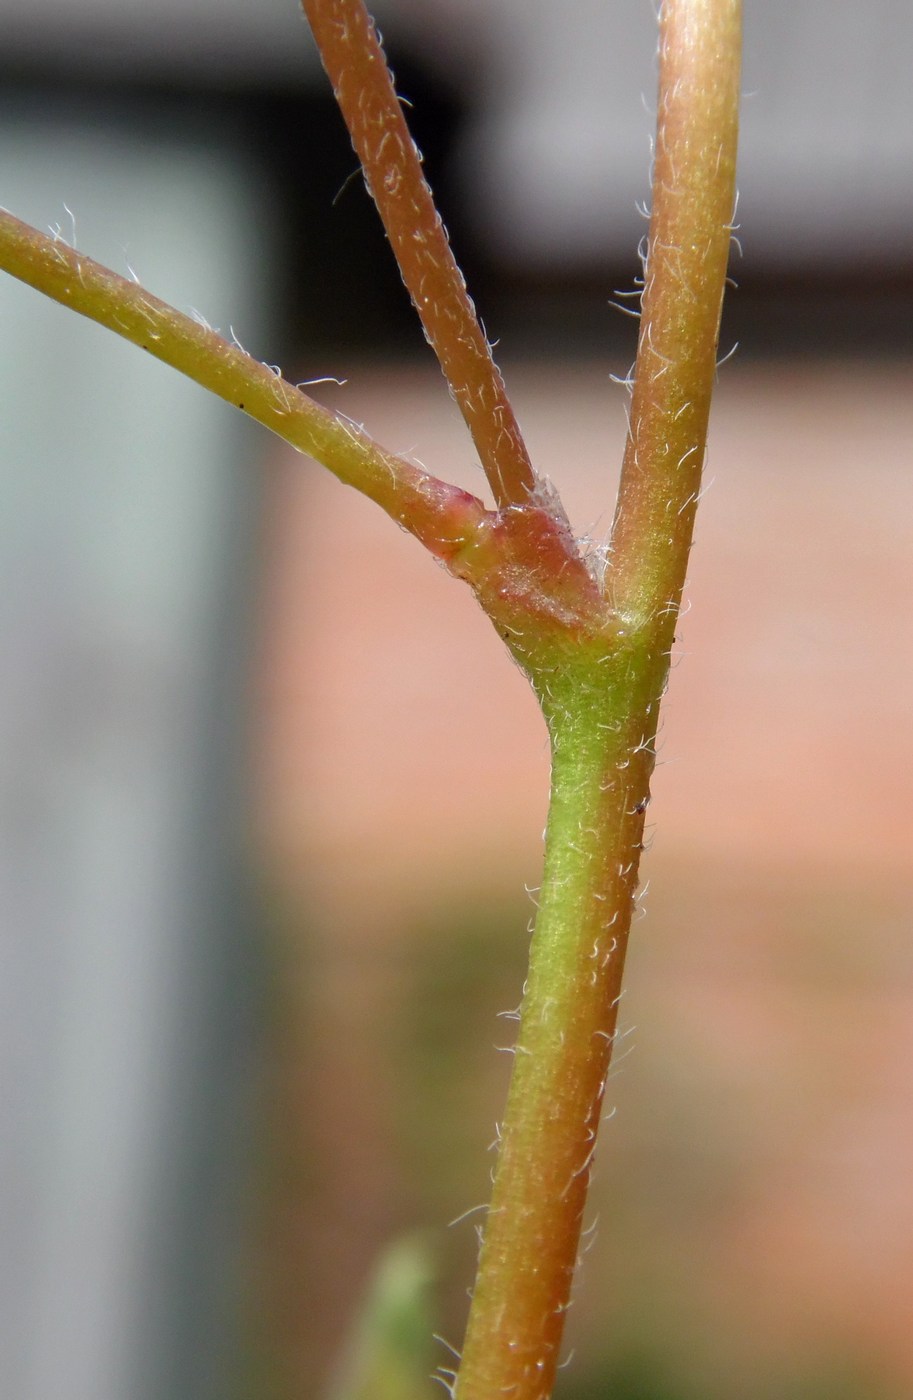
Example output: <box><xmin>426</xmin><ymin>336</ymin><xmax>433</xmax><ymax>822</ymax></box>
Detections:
<box><xmin>0</xmin><ymin>209</ymin><xmax>488</xmax><ymax>563</ymax></box>
<box><xmin>456</xmin><ymin>653</ymin><xmax>659</xmax><ymax>1399</ymax></box>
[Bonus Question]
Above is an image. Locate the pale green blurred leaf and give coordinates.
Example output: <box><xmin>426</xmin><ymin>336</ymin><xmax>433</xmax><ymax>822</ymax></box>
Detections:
<box><xmin>327</xmin><ymin>1235</ymin><xmax>438</xmax><ymax>1400</ymax></box>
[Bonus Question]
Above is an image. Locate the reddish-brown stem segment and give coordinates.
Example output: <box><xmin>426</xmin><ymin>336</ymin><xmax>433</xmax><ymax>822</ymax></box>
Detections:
<box><xmin>301</xmin><ymin>0</ymin><xmax>537</xmax><ymax>510</ymax></box>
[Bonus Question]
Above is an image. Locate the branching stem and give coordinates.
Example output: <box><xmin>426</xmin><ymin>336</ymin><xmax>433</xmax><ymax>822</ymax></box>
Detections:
<box><xmin>0</xmin><ymin>3</ymin><xmax>741</xmax><ymax>1395</ymax></box>
<box><xmin>454</xmin><ymin>2</ymin><xmax>741</xmax><ymax>1395</ymax></box>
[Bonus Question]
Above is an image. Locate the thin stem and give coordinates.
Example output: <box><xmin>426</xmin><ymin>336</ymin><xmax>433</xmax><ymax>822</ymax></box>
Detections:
<box><xmin>0</xmin><ymin>209</ymin><xmax>488</xmax><ymax>564</ymax></box>
<box><xmin>610</xmin><ymin>0</ymin><xmax>741</xmax><ymax>630</ymax></box>
<box><xmin>302</xmin><ymin>0</ymin><xmax>537</xmax><ymax>510</ymax></box>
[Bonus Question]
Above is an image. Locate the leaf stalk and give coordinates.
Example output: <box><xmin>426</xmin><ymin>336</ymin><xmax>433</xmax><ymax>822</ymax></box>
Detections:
<box><xmin>301</xmin><ymin>0</ymin><xmax>537</xmax><ymax>510</ymax></box>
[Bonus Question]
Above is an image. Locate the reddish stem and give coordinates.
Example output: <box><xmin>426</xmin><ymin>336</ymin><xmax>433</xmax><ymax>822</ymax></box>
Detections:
<box><xmin>301</xmin><ymin>0</ymin><xmax>537</xmax><ymax>510</ymax></box>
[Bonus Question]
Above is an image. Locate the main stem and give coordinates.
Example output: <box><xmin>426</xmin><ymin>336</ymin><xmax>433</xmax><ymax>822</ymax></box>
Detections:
<box><xmin>0</xmin><ymin>0</ymin><xmax>738</xmax><ymax>1390</ymax></box>
<box><xmin>454</xmin><ymin>653</ymin><xmax>659</xmax><ymax>1400</ymax></box>
<box><xmin>455</xmin><ymin>1</ymin><xmax>740</xmax><ymax>1394</ymax></box>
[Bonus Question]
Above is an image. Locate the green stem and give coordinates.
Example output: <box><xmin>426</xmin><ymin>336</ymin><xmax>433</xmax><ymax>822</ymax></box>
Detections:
<box><xmin>454</xmin><ymin>650</ymin><xmax>658</xmax><ymax>1400</ymax></box>
<box><xmin>0</xmin><ymin>209</ymin><xmax>487</xmax><ymax>564</ymax></box>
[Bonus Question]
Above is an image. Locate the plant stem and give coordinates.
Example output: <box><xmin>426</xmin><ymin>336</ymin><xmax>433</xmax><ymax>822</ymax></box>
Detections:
<box><xmin>455</xmin><ymin>653</ymin><xmax>658</xmax><ymax>1400</ymax></box>
<box><xmin>455</xmin><ymin>2</ymin><xmax>740</xmax><ymax>1394</ymax></box>
<box><xmin>301</xmin><ymin>0</ymin><xmax>537</xmax><ymax>510</ymax></box>
<box><xmin>0</xmin><ymin>209</ymin><xmax>487</xmax><ymax>564</ymax></box>
<box><xmin>611</xmin><ymin>0</ymin><xmax>742</xmax><ymax>629</ymax></box>
<box><xmin>0</xmin><ymin>2</ymin><xmax>740</xmax><ymax>1392</ymax></box>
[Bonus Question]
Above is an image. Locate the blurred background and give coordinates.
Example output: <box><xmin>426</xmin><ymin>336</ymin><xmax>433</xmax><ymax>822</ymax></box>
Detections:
<box><xmin>2</xmin><ymin>2</ymin><xmax>913</xmax><ymax>1398</ymax></box>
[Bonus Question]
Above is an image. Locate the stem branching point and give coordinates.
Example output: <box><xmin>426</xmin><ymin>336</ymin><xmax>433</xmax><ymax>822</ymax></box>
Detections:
<box><xmin>454</xmin><ymin>3</ymin><xmax>740</xmax><ymax>1395</ymax></box>
<box><xmin>0</xmin><ymin>2</ymin><xmax>741</xmax><ymax>1395</ymax></box>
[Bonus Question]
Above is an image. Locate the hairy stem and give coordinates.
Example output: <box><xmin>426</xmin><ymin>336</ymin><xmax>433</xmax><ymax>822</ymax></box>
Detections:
<box><xmin>0</xmin><ymin>1</ymin><xmax>740</xmax><ymax>1392</ymax></box>
<box><xmin>455</xmin><ymin>2</ymin><xmax>740</xmax><ymax>1395</ymax></box>
<box><xmin>610</xmin><ymin>0</ymin><xmax>741</xmax><ymax>629</ymax></box>
<box><xmin>0</xmin><ymin>209</ymin><xmax>487</xmax><ymax>564</ymax></box>
<box><xmin>301</xmin><ymin>0</ymin><xmax>537</xmax><ymax>510</ymax></box>
<box><xmin>456</xmin><ymin>656</ymin><xmax>657</xmax><ymax>1400</ymax></box>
